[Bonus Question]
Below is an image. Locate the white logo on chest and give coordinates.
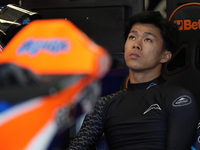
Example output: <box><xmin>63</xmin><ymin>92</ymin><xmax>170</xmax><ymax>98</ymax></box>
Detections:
<box><xmin>143</xmin><ymin>104</ymin><xmax>161</xmax><ymax>114</ymax></box>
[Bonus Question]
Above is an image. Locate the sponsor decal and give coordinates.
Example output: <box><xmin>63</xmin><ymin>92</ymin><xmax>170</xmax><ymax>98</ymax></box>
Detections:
<box><xmin>143</xmin><ymin>104</ymin><xmax>161</xmax><ymax>114</ymax></box>
<box><xmin>198</xmin><ymin>121</ymin><xmax>200</xmax><ymax>129</ymax></box>
<box><xmin>172</xmin><ymin>95</ymin><xmax>192</xmax><ymax>107</ymax></box>
<box><xmin>17</xmin><ymin>38</ymin><xmax>69</xmax><ymax>56</ymax></box>
<box><xmin>146</xmin><ymin>82</ymin><xmax>157</xmax><ymax>89</ymax></box>
<box><xmin>174</xmin><ymin>19</ymin><xmax>200</xmax><ymax>31</ymax></box>
<box><xmin>198</xmin><ymin>135</ymin><xmax>200</xmax><ymax>144</ymax></box>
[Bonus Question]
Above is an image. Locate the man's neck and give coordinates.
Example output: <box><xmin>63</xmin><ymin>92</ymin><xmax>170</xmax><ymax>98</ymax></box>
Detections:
<box><xmin>129</xmin><ymin>69</ymin><xmax>161</xmax><ymax>84</ymax></box>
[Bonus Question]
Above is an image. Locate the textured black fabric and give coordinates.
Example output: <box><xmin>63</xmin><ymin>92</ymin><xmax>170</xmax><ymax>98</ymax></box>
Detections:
<box><xmin>68</xmin><ymin>90</ymin><xmax>125</xmax><ymax>150</ymax></box>
<box><xmin>68</xmin><ymin>76</ymin><xmax>199</xmax><ymax>150</ymax></box>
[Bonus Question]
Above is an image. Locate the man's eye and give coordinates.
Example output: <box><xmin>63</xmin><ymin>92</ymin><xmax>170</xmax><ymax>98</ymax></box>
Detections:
<box><xmin>129</xmin><ymin>36</ymin><xmax>136</xmax><ymax>40</ymax></box>
<box><xmin>145</xmin><ymin>38</ymin><xmax>152</xmax><ymax>42</ymax></box>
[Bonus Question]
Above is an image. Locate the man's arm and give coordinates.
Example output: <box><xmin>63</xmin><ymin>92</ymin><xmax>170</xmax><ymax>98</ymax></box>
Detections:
<box><xmin>67</xmin><ymin>113</ymin><xmax>104</xmax><ymax>150</ymax></box>
<box><xmin>67</xmin><ymin>97</ymin><xmax>106</xmax><ymax>150</ymax></box>
<box><xmin>166</xmin><ymin>89</ymin><xmax>199</xmax><ymax>149</ymax></box>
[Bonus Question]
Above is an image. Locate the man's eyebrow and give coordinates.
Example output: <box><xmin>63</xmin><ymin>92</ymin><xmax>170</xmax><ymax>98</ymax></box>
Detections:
<box><xmin>144</xmin><ymin>32</ymin><xmax>157</xmax><ymax>38</ymax></box>
<box><xmin>129</xmin><ymin>30</ymin><xmax>137</xmax><ymax>34</ymax></box>
<box><xmin>129</xmin><ymin>30</ymin><xmax>157</xmax><ymax>38</ymax></box>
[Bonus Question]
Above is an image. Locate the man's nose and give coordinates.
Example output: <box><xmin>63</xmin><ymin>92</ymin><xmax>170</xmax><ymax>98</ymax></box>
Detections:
<box><xmin>133</xmin><ymin>45</ymin><xmax>141</xmax><ymax>49</ymax></box>
<box><xmin>133</xmin><ymin>40</ymin><xmax>141</xmax><ymax>50</ymax></box>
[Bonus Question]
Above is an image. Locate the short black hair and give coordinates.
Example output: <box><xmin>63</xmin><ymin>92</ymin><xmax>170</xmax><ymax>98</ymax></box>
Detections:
<box><xmin>125</xmin><ymin>11</ymin><xmax>179</xmax><ymax>54</ymax></box>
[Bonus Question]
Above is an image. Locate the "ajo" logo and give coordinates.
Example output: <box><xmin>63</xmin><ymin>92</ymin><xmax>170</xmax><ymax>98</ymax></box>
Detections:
<box><xmin>17</xmin><ymin>38</ymin><xmax>69</xmax><ymax>56</ymax></box>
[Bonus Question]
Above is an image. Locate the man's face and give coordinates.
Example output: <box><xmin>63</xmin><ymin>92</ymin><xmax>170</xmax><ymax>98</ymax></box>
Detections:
<box><xmin>124</xmin><ymin>23</ymin><xmax>169</xmax><ymax>73</ymax></box>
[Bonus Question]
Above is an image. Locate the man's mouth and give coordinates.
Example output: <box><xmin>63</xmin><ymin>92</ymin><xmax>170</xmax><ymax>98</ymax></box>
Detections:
<box><xmin>129</xmin><ymin>52</ymin><xmax>140</xmax><ymax>58</ymax></box>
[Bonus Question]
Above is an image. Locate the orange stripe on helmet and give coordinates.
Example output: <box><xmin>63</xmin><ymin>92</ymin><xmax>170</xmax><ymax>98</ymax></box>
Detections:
<box><xmin>169</xmin><ymin>2</ymin><xmax>200</xmax><ymax>21</ymax></box>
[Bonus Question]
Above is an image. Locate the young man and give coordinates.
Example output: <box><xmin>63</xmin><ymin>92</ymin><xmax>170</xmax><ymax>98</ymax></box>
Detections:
<box><xmin>67</xmin><ymin>11</ymin><xmax>199</xmax><ymax>150</ymax></box>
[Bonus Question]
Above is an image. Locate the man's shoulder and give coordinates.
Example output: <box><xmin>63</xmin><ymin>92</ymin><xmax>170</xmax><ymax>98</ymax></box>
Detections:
<box><xmin>101</xmin><ymin>89</ymin><xmax>127</xmax><ymax>99</ymax></box>
<box><xmin>93</xmin><ymin>89</ymin><xmax>127</xmax><ymax>114</ymax></box>
<box><xmin>159</xmin><ymin>81</ymin><xmax>195</xmax><ymax>99</ymax></box>
<box><xmin>160</xmin><ymin>81</ymin><xmax>189</xmax><ymax>91</ymax></box>
<box><xmin>99</xmin><ymin>89</ymin><xmax>127</xmax><ymax>103</ymax></box>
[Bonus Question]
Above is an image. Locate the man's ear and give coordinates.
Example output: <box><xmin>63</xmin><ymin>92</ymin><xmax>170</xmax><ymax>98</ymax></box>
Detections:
<box><xmin>160</xmin><ymin>50</ymin><xmax>172</xmax><ymax>63</ymax></box>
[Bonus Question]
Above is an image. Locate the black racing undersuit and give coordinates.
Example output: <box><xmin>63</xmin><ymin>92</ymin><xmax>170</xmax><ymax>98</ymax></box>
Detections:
<box><xmin>68</xmin><ymin>76</ymin><xmax>199</xmax><ymax>150</ymax></box>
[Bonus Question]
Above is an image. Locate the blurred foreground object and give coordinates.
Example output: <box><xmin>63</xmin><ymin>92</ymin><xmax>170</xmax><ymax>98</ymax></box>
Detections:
<box><xmin>0</xmin><ymin>4</ymin><xmax>41</xmax><ymax>50</ymax></box>
<box><xmin>0</xmin><ymin>19</ymin><xmax>110</xmax><ymax>150</ymax></box>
